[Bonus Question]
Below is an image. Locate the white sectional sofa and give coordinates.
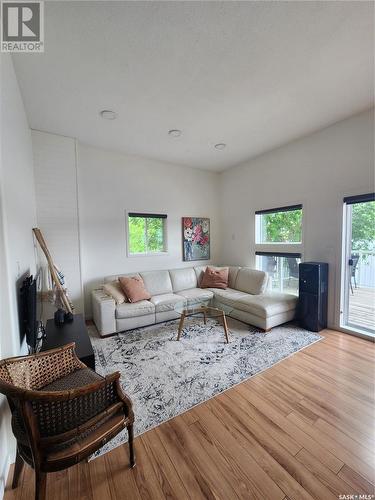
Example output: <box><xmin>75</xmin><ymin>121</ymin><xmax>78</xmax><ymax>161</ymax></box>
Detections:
<box><xmin>92</xmin><ymin>265</ymin><xmax>298</xmax><ymax>337</ymax></box>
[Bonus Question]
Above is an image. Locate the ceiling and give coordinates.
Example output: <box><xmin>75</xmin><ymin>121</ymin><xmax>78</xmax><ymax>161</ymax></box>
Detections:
<box><xmin>12</xmin><ymin>1</ymin><xmax>374</xmax><ymax>172</ymax></box>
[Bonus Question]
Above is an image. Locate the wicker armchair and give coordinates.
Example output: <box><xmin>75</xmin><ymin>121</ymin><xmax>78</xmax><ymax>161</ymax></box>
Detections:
<box><xmin>0</xmin><ymin>343</ymin><xmax>135</xmax><ymax>500</ymax></box>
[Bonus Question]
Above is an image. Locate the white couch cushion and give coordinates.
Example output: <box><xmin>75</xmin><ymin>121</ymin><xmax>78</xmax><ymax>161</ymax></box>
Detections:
<box><xmin>228</xmin><ymin>266</ymin><xmax>241</xmax><ymax>288</ymax></box>
<box><xmin>169</xmin><ymin>268</ymin><xmax>197</xmax><ymax>292</ymax></box>
<box><xmin>139</xmin><ymin>270</ymin><xmax>173</xmax><ymax>296</ymax></box>
<box><xmin>235</xmin><ymin>268</ymin><xmax>268</xmax><ymax>295</ymax></box>
<box><xmin>150</xmin><ymin>293</ymin><xmax>186</xmax><ymax>312</ymax></box>
<box><xmin>178</xmin><ymin>288</ymin><xmax>214</xmax><ymax>304</ymax></box>
<box><xmin>209</xmin><ymin>287</ymin><xmax>249</xmax><ymax>308</ymax></box>
<box><xmin>116</xmin><ymin>300</ymin><xmax>155</xmax><ymax>319</ymax></box>
<box><xmin>235</xmin><ymin>292</ymin><xmax>298</xmax><ymax>319</ymax></box>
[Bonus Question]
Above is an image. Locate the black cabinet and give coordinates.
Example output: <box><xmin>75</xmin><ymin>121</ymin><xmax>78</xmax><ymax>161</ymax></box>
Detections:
<box><xmin>42</xmin><ymin>314</ymin><xmax>95</xmax><ymax>370</ymax></box>
<box><xmin>298</xmin><ymin>262</ymin><xmax>328</xmax><ymax>332</ymax></box>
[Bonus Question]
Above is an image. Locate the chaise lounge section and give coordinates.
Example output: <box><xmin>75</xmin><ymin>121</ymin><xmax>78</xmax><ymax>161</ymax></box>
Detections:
<box><xmin>92</xmin><ymin>265</ymin><xmax>298</xmax><ymax>336</ymax></box>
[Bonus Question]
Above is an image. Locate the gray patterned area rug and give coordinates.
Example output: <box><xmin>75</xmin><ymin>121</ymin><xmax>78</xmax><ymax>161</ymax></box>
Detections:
<box><xmin>89</xmin><ymin>317</ymin><xmax>322</xmax><ymax>458</ymax></box>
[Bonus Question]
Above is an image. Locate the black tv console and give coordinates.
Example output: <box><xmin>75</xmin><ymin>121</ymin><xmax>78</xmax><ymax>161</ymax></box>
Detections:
<box><xmin>42</xmin><ymin>313</ymin><xmax>95</xmax><ymax>370</ymax></box>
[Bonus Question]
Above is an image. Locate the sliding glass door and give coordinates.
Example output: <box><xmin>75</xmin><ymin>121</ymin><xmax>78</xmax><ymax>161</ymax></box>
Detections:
<box><xmin>342</xmin><ymin>194</ymin><xmax>375</xmax><ymax>337</ymax></box>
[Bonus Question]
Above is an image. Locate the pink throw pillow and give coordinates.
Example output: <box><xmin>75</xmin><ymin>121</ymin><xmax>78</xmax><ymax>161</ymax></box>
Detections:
<box><xmin>200</xmin><ymin>266</ymin><xmax>229</xmax><ymax>289</ymax></box>
<box><xmin>119</xmin><ymin>276</ymin><xmax>151</xmax><ymax>303</ymax></box>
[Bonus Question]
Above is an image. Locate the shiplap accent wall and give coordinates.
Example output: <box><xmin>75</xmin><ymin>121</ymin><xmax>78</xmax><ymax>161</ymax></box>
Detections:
<box><xmin>32</xmin><ymin>130</ymin><xmax>84</xmax><ymax>316</ymax></box>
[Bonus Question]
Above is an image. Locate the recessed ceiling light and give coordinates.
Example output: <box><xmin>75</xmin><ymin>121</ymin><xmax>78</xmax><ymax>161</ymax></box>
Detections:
<box><xmin>215</xmin><ymin>143</ymin><xmax>226</xmax><ymax>150</ymax></box>
<box><xmin>100</xmin><ymin>110</ymin><xmax>117</xmax><ymax>120</ymax></box>
<box><xmin>168</xmin><ymin>129</ymin><xmax>182</xmax><ymax>137</ymax></box>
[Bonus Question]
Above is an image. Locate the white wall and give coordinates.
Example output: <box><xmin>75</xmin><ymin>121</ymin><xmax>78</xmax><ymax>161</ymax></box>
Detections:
<box><xmin>31</xmin><ymin>110</ymin><xmax>374</xmax><ymax>326</ymax></box>
<box><xmin>30</xmin><ymin>134</ymin><xmax>221</xmax><ymax>318</ymax></box>
<box><xmin>0</xmin><ymin>54</ymin><xmax>37</xmax><ymax>498</ymax></box>
<box><xmin>219</xmin><ymin>109</ymin><xmax>374</xmax><ymax>329</ymax></box>
<box><xmin>78</xmin><ymin>144</ymin><xmax>220</xmax><ymax>316</ymax></box>
<box><xmin>32</xmin><ymin>131</ymin><xmax>83</xmax><ymax>316</ymax></box>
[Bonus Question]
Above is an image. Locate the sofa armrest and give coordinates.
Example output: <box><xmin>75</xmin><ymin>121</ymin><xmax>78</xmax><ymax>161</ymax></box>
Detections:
<box><xmin>92</xmin><ymin>289</ymin><xmax>116</xmax><ymax>336</ymax></box>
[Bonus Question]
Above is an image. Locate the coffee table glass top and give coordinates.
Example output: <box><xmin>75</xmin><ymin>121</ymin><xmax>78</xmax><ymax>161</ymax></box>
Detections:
<box><xmin>174</xmin><ymin>298</ymin><xmax>233</xmax><ymax>317</ymax></box>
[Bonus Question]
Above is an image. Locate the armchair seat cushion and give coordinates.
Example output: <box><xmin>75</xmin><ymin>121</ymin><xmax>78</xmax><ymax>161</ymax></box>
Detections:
<box><xmin>150</xmin><ymin>293</ymin><xmax>186</xmax><ymax>312</ymax></box>
<box><xmin>116</xmin><ymin>300</ymin><xmax>155</xmax><ymax>319</ymax></box>
<box><xmin>40</xmin><ymin>368</ymin><xmax>103</xmax><ymax>391</ymax></box>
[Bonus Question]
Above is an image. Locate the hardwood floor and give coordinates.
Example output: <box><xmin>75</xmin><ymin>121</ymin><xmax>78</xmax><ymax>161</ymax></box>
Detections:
<box><xmin>5</xmin><ymin>329</ymin><xmax>375</xmax><ymax>500</ymax></box>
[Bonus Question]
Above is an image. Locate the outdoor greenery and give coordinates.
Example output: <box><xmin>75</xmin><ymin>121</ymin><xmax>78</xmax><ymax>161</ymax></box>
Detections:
<box><xmin>260</xmin><ymin>202</ymin><xmax>374</xmax><ymax>251</ymax></box>
<box><xmin>262</xmin><ymin>209</ymin><xmax>302</xmax><ymax>243</ymax></box>
<box><xmin>351</xmin><ymin>201</ymin><xmax>375</xmax><ymax>253</ymax></box>
<box><xmin>128</xmin><ymin>203</ymin><xmax>374</xmax><ymax>255</ymax></box>
<box><xmin>128</xmin><ymin>216</ymin><xmax>165</xmax><ymax>254</ymax></box>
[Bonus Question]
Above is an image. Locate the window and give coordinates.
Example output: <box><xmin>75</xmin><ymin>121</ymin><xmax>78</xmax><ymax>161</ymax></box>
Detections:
<box><xmin>127</xmin><ymin>212</ymin><xmax>167</xmax><ymax>255</ymax></box>
<box><xmin>256</xmin><ymin>252</ymin><xmax>301</xmax><ymax>295</ymax></box>
<box><xmin>255</xmin><ymin>204</ymin><xmax>302</xmax><ymax>244</ymax></box>
<box><xmin>255</xmin><ymin>204</ymin><xmax>303</xmax><ymax>295</ymax></box>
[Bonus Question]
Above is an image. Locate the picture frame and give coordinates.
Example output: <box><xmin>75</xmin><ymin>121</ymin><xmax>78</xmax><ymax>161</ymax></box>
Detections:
<box><xmin>182</xmin><ymin>217</ymin><xmax>210</xmax><ymax>261</ymax></box>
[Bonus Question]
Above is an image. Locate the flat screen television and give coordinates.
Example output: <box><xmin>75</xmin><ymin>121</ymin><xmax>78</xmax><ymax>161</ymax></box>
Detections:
<box><xmin>19</xmin><ymin>270</ymin><xmax>44</xmax><ymax>352</ymax></box>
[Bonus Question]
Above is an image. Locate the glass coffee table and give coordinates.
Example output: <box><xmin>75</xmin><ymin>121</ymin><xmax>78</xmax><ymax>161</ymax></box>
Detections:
<box><xmin>174</xmin><ymin>299</ymin><xmax>233</xmax><ymax>343</ymax></box>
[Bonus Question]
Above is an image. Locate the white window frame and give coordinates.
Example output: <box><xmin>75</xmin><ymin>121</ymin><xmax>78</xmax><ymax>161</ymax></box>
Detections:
<box><xmin>125</xmin><ymin>210</ymin><xmax>168</xmax><ymax>257</ymax></box>
<box><xmin>255</xmin><ymin>204</ymin><xmax>304</xmax><ymax>254</ymax></box>
<box><xmin>255</xmin><ymin>204</ymin><xmax>303</xmax><ymax>246</ymax></box>
<box><xmin>255</xmin><ymin>204</ymin><xmax>304</xmax><ymax>293</ymax></box>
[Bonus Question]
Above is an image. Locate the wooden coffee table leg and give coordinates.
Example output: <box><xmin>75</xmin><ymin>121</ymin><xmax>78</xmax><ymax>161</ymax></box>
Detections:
<box><xmin>177</xmin><ymin>312</ymin><xmax>186</xmax><ymax>341</ymax></box>
<box><xmin>222</xmin><ymin>313</ymin><xmax>229</xmax><ymax>343</ymax></box>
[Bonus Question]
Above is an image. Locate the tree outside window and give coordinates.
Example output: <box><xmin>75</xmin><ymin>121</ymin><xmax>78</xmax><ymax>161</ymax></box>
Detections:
<box><xmin>128</xmin><ymin>214</ymin><xmax>166</xmax><ymax>254</ymax></box>
<box><xmin>351</xmin><ymin>201</ymin><xmax>375</xmax><ymax>253</ymax></box>
<box><xmin>256</xmin><ymin>207</ymin><xmax>302</xmax><ymax>244</ymax></box>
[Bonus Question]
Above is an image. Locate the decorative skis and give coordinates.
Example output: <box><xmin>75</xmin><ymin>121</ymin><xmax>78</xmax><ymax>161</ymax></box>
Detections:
<box><xmin>32</xmin><ymin>227</ymin><xmax>74</xmax><ymax>314</ymax></box>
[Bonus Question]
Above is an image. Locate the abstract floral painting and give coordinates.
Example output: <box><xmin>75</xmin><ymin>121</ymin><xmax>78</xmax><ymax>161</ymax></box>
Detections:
<box><xmin>182</xmin><ymin>217</ymin><xmax>210</xmax><ymax>261</ymax></box>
